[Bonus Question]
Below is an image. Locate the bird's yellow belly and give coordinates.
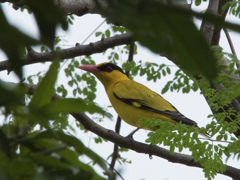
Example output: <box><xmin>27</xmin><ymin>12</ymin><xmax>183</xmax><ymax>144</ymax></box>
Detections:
<box><xmin>108</xmin><ymin>91</ymin><xmax>176</xmax><ymax>131</ymax></box>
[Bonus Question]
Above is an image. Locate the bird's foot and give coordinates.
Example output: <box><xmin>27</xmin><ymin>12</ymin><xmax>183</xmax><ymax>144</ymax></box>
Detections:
<box><xmin>125</xmin><ymin>128</ymin><xmax>139</xmax><ymax>141</ymax></box>
<box><xmin>125</xmin><ymin>133</ymin><xmax>135</xmax><ymax>142</ymax></box>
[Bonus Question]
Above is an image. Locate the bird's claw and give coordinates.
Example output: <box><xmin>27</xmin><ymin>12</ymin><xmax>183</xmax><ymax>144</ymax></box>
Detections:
<box><xmin>125</xmin><ymin>134</ymin><xmax>135</xmax><ymax>142</ymax></box>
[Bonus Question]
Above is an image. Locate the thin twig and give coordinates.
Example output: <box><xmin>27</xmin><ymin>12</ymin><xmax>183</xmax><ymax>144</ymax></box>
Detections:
<box><xmin>223</xmin><ymin>28</ymin><xmax>239</xmax><ymax>69</ymax></box>
<box><xmin>105</xmin><ymin>160</ymin><xmax>124</xmax><ymax>180</ymax></box>
<box><xmin>125</xmin><ymin>42</ymin><xmax>135</xmax><ymax>77</ymax></box>
<box><xmin>109</xmin><ymin>116</ymin><xmax>122</xmax><ymax>170</ymax></box>
<box><xmin>82</xmin><ymin>19</ymin><xmax>106</xmax><ymax>45</ymax></box>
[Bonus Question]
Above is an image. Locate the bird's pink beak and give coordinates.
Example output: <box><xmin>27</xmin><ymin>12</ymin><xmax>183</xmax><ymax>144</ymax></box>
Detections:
<box><xmin>77</xmin><ymin>65</ymin><xmax>100</xmax><ymax>73</ymax></box>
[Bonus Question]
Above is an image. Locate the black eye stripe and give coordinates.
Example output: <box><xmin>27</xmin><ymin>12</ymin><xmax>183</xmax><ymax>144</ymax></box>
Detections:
<box><xmin>97</xmin><ymin>63</ymin><xmax>125</xmax><ymax>74</ymax></box>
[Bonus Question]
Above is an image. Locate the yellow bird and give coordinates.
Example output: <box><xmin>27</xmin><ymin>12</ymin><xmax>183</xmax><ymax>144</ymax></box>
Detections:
<box><xmin>78</xmin><ymin>62</ymin><xmax>198</xmax><ymax>132</ymax></box>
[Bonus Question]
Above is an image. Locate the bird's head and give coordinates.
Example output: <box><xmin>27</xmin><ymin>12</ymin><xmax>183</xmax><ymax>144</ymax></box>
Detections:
<box><xmin>78</xmin><ymin>62</ymin><xmax>129</xmax><ymax>89</ymax></box>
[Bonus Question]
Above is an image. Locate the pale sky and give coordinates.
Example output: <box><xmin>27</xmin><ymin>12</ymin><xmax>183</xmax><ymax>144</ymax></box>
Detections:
<box><xmin>0</xmin><ymin>1</ymin><xmax>240</xmax><ymax>180</ymax></box>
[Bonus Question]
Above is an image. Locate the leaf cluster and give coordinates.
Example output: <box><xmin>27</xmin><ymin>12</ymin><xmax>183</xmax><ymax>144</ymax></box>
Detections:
<box><xmin>105</xmin><ymin>0</ymin><xmax>218</xmax><ymax>79</ymax></box>
<box><xmin>0</xmin><ymin>128</ymin><xmax>111</xmax><ymax>180</ymax></box>
<box><xmin>0</xmin><ymin>0</ymin><xmax>68</xmax><ymax>79</ymax></box>
<box><xmin>139</xmin><ymin>118</ymin><xmax>240</xmax><ymax>180</ymax></box>
<box><xmin>222</xmin><ymin>1</ymin><xmax>240</xmax><ymax>18</ymax></box>
<box><xmin>0</xmin><ymin>60</ymin><xmax>113</xmax><ymax>179</ymax></box>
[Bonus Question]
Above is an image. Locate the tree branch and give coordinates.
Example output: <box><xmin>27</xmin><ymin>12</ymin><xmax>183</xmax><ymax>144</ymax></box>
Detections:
<box><xmin>23</xmin><ymin>82</ymin><xmax>240</xmax><ymax>180</ymax></box>
<box><xmin>0</xmin><ymin>33</ymin><xmax>133</xmax><ymax>72</ymax></box>
<box><xmin>223</xmin><ymin>28</ymin><xmax>239</xmax><ymax>67</ymax></box>
<box><xmin>211</xmin><ymin>0</ymin><xmax>231</xmax><ymax>46</ymax></box>
<box><xmin>200</xmin><ymin>0</ymin><xmax>219</xmax><ymax>44</ymax></box>
<box><xmin>5</xmin><ymin>0</ymin><xmax>172</xmax><ymax>16</ymax></box>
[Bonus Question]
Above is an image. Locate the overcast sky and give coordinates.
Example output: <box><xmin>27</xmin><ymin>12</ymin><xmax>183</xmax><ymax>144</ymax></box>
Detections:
<box><xmin>0</xmin><ymin>1</ymin><xmax>240</xmax><ymax>180</ymax></box>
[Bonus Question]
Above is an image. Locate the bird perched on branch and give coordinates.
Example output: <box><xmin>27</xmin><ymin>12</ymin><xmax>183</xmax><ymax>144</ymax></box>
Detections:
<box><xmin>78</xmin><ymin>62</ymin><xmax>199</xmax><ymax>134</ymax></box>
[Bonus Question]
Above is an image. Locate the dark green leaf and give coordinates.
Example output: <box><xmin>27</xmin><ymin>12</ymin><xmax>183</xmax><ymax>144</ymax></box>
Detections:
<box><xmin>34</xmin><ymin>130</ymin><xmax>109</xmax><ymax>172</ymax></box>
<box><xmin>41</xmin><ymin>46</ymin><xmax>46</xmax><ymax>52</ymax></box>
<box><xmin>166</xmin><ymin>67</ymin><xmax>171</xmax><ymax>74</ymax></box>
<box><xmin>109</xmin><ymin>1</ymin><xmax>220</xmax><ymax>79</ymax></box>
<box><xmin>31</xmin><ymin>154</ymin><xmax>71</xmax><ymax>169</ymax></box>
<box><xmin>0</xmin><ymin>7</ymin><xmax>38</xmax><ymax>79</ymax></box>
<box><xmin>0</xmin><ymin>151</ymin><xmax>10</xmax><ymax>177</ymax></box>
<box><xmin>39</xmin><ymin>98</ymin><xmax>112</xmax><ymax>119</ymax></box>
<box><xmin>0</xmin><ymin>82</ymin><xmax>28</xmax><ymax>106</ymax></box>
<box><xmin>25</xmin><ymin>0</ymin><xmax>68</xmax><ymax>49</ymax></box>
<box><xmin>57</xmin><ymin>148</ymin><xmax>107</xmax><ymax>179</ymax></box>
<box><xmin>0</xmin><ymin>129</ymin><xmax>11</xmax><ymax>158</ymax></box>
<box><xmin>68</xmin><ymin>18</ymin><xmax>73</xmax><ymax>25</ymax></box>
<box><xmin>10</xmin><ymin>158</ymin><xmax>36</xmax><ymax>180</ymax></box>
<box><xmin>162</xmin><ymin>69</ymin><xmax>166</xmax><ymax>76</ymax></box>
<box><xmin>29</xmin><ymin>61</ymin><xmax>60</xmax><ymax>110</ymax></box>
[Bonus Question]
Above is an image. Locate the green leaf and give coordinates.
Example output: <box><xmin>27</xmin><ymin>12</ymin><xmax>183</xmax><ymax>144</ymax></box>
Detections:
<box><xmin>0</xmin><ymin>81</ymin><xmax>28</xmax><ymax>106</ymax></box>
<box><xmin>109</xmin><ymin>2</ymin><xmax>220</xmax><ymax>79</ymax></box>
<box><xmin>162</xmin><ymin>69</ymin><xmax>166</xmax><ymax>76</ymax></box>
<box><xmin>105</xmin><ymin>29</ymin><xmax>110</xmax><ymax>38</ymax></box>
<box><xmin>0</xmin><ymin>7</ymin><xmax>38</xmax><ymax>79</ymax></box>
<box><xmin>74</xmin><ymin>61</ymin><xmax>79</xmax><ymax>67</ymax></box>
<box><xmin>25</xmin><ymin>0</ymin><xmax>68</xmax><ymax>49</ymax></box>
<box><xmin>73</xmin><ymin>89</ymin><xmax>77</xmax><ymax>96</ymax></box>
<box><xmin>0</xmin><ymin>151</ymin><xmax>10</xmax><ymax>177</ymax></box>
<box><xmin>114</xmin><ymin>53</ymin><xmax>119</xmax><ymax>60</ymax></box>
<box><xmin>68</xmin><ymin>18</ymin><xmax>73</xmax><ymax>25</ymax></box>
<box><xmin>95</xmin><ymin>32</ymin><xmax>102</xmax><ymax>37</ymax></box>
<box><xmin>49</xmin><ymin>169</ymin><xmax>106</xmax><ymax>180</ymax></box>
<box><xmin>10</xmin><ymin>158</ymin><xmax>36</xmax><ymax>180</ymax></box>
<box><xmin>166</xmin><ymin>67</ymin><xmax>171</xmax><ymax>74</ymax></box>
<box><xmin>0</xmin><ymin>129</ymin><xmax>11</xmax><ymax>158</ymax></box>
<box><xmin>170</xmin><ymin>144</ymin><xmax>175</xmax><ymax>153</ymax></box>
<box><xmin>31</xmin><ymin>154</ymin><xmax>71</xmax><ymax>169</ymax></box>
<box><xmin>57</xmin><ymin>148</ymin><xmax>107</xmax><ymax>180</ymax></box>
<box><xmin>195</xmin><ymin>0</ymin><xmax>201</xmax><ymax>6</ymax></box>
<box><xmin>40</xmin><ymin>45</ymin><xmax>46</xmax><ymax>52</ymax></box>
<box><xmin>39</xmin><ymin>98</ymin><xmax>112</xmax><ymax>119</ymax></box>
<box><xmin>216</xmin><ymin>135</ymin><xmax>223</xmax><ymax>141</ymax></box>
<box><xmin>68</xmin><ymin>80</ymin><xmax>74</xmax><ymax>87</ymax></box>
<box><xmin>29</xmin><ymin>61</ymin><xmax>60</xmax><ymax>110</ymax></box>
<box><xmin>35</xmin><ymin>130</ymin><xmax>109</xmax><ymax>172</ymax></box>
<box><xmin>161</xmin><ymin>85</ymin><xmax>169</xmax><ymax>94</ymax></box>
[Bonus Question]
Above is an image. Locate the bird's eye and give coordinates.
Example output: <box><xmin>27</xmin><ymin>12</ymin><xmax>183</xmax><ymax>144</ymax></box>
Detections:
<box><xmin>105</xmin><ymin>66</ymin><xmax>113</xmax><ymax>72</ymax></box>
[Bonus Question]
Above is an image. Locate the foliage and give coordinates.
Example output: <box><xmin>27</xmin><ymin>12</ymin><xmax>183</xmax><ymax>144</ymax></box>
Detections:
<box><xmin>139</xmin><ymin>117</ymin><xmax>239</xmax><ymax>179</ymax></box>
<box><xmin>0</xmin><ymin>1</ymin><xmax>113</xmax><ymax>179</ymax></box>
<box><xmin>137</xmin><ymin>45</ymin><xmax>240</xmax><ymax>179</ymax></box>
<box><xmin>0</xmin><ymin>0</ymin><xmax>240</xmax><ymax>180</ymax></box>
<box><xmin>106</xmin><ymin>0</ymin><xmax>219</xmax><ymax>79</ymax></box>
<box><xmin>0</xmin><ymin>60</ymin><xmax>112</xmax><ymax>179</ymax></box>
<box><xmin>195</xmin><ymin>0</ymin><xmax>208</xmax><ymax>7</ymax></box>
<box><xmin>222</xmin><ymin>1</ymin><xmax>240</xmax><ymax>18</ymax></box>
